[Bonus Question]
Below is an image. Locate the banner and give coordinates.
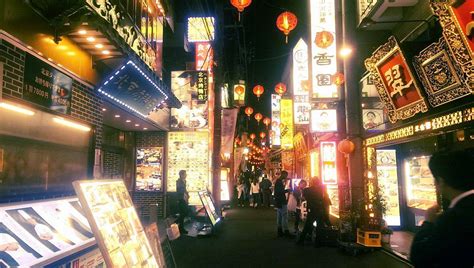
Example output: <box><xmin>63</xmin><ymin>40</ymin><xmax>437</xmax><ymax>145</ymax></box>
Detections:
<box><xmin>293</xmin><ymin>39</ymin><xmax>310</xmax><ymax>124</ymax></box>
<box><xmin>280</xmin><ymin>99</ymin><xmax>294</xmax><ymax>149</ymax></box>
<box><xmin>221</xmin><ymin>109</ymin><xmax>239</xmax><ymax>155</ymax></box>
<box><xmin>271</xmin><ymin>94</ymin><xmax>281</xmax><ymax>147</ymax></box>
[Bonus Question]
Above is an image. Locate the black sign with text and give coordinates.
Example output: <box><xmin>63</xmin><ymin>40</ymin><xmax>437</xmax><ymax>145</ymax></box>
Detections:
<box><xmin>196</xmin><ymin>71</ymin><xmax>208</xmax><ymax>103</ymax></box>
<box><xmin>23</xmin><ymin>54</ymin><xmax>72</xmax><ymax>114</ymax></box>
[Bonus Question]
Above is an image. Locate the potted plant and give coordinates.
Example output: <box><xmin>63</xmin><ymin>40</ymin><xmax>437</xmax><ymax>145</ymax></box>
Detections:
<box><xmin>381</xmin><ymin>225</ymin><xmax>393</xmax><ymax>245</ymax></box>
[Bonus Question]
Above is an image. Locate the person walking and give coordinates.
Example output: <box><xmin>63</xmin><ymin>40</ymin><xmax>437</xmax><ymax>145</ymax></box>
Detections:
<box><xmin>296</xmin><ymin>177</ymin><xmax>325</xmax><ymax>246</ymax></box>
<box><xmin>237</xmin><ymin>179</ymin><xmax>245</xmax><ymax>207</ymax></box>
<box><xmin>176</xmin><ymin>170</ymin><xmax>189</xmax><ymax>234</ymax></box>
<box><xmin>410</xmin><ymin>150</ymin><xmax>474</xmax><ymax>267</ymax></box>
<box><xmin>250</xmin><ymin>178</ymin><xmax>260</xmax><ymax>208</ymax></box>
<box><xmin>274</xmin><ymin>171</ymin><xmax>291</xmax><ymax>237</ymax></box>
<box><xmin>260</xmin><ymin>175</ymin><xmax>272</xmax><ymax>208</ymax></box>
<box><xmin>293</xmin><ymin>180</ymin><xmax>307</xmax><ymax>234</ymax></box>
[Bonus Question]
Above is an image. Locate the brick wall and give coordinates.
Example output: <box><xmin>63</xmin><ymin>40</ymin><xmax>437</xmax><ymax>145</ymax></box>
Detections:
<box><xmin>103</xmin><ymin>150</ymin><xmax>123</xmax><ymax>177</ymax></box>
<box><xmin>0</xmin><ymin>38</ymin><xmax>103</xmax><ymax>147</ymax></box>
<box><xmin>134</xmin><ymin>131</ymin><xmax>167</xmax><ymax>218</ymax></box>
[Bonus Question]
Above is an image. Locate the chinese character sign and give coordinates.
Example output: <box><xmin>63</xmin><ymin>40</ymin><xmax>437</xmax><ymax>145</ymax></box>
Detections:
<box><xmin>449</xmin><ymin>0</ymin><xmax>474</xmax><ymax>53</ymax></box>
<box><xmin>293</xmin><ymin>39</ymin><xmax>311</xmax><ymax>124</ymax></box>
<box><xmin>280</xmin><ymin>99</ymin><xmax>294</xmax><ymax>149</ymax></box>
<box><xmin>196</xmin><ymin>42</ymin><xmax>213</xmax><ymax>71</ymax></box>
<box><xmin>196</xmin><ymin>71</ymin><xmax>209</xmax><ymax>102</ymax></box>
<box><xmin>271</xmin><ymin>94</ymin><xmax>281</xmax><ymax>147</ymax></box>
<box><xmin>320</xmin><ymin>141</ymin><xmax>337</xmax><ymax>185</ymax></box>
<box><xmin>310</xmin><ymin>0</ymin><xmax>338</xmax><ymax>98</ymax></box>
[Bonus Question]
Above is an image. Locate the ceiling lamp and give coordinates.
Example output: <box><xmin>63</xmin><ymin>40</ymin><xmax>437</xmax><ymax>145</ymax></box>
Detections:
<box><xmin>276</xmin><ymin>11</ymin><xmax>298</xmax><ymax>43</ymax></box>
<box><xmin>274</xmin><ymin>83</ymin><xmax>287</xmax><ymax>96</ymax></box>
<box><xmin>230</xmin><ymin>0</ymin><xmax>252</xmax><ymax>21</ymax></box>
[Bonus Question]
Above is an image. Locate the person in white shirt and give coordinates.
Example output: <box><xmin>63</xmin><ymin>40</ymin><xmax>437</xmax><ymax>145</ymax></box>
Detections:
<box><xmin>250</xmin><ymin>178</ymin><xmax>260</xmax><ymax>208</ymax></box>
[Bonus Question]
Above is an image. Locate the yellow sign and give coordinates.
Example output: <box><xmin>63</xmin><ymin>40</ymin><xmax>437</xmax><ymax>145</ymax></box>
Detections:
<box><xmin>187</xmin><ymin>17</ymin><xmax>215</xmax><ymax>42</ymax></box>
<box><xmin>280</xmin><ymin>99</ymin><xmax>294</xmax><ymax>149</ymax></box>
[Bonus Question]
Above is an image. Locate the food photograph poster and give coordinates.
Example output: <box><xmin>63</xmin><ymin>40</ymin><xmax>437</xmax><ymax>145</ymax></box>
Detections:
<box><xmin>136</xmin><ymin>147</ymin><xmax>164</xmax><ymax>191</ymax></box>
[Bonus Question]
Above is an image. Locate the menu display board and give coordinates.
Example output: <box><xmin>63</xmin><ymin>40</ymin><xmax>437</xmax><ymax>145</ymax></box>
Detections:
<box><xmin>136</xmin><ymin>147</ymin><xmax>164</xmax><ymax>191</ymax></box>
<box><xmin>167</xmin><ymin>132</ymin><xmax>209</xmax><ymax>206</ymax></box>
<box><xmin>73</xmin><ymin>180</ymin><xmax>160</xmax><ymax>268</ymax></box>
<box><xmin>198</xmin><ymin>191</ymin><xmax>220</xmax><ymax>226</ymax></box>
<box><xmin>376</xmin><ymin>150</ymin><xmax>401</xmax><ymax>226</ymax></box>
<box><xmin>0</xmin><ymin>198</ymin><xmax>95</xmax><ymax>267</ymax></box>
<box><xmin>320</xmin><ymin>141</ymin><xmax>337</xmax><ymax>185</ymax></box>
<box><xmin>404</xmin><ymin>156</ymin><xmax>437</xmax><ymax>210</ymax></box>
<box><xmin>326</xmin><ymin>185</ymin><xmax>339</xmax><ymax>217</ymax></box>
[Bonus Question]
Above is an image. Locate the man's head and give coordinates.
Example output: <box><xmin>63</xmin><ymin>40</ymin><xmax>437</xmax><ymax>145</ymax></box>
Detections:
<box><xmin>298</xmin><ymin>180</ymin><xmax>308</xmax><ymax>189</ymax></box>
<box><xmin>179</xmin><ymin>170</ymin><xmax>187</xmax><ymax>179</ymax></box>
<box><xmin>429</xmin><ymin>149</ymin><xmax>474</xmax><ymax>200</ymax></box>
<box><xmin>366</xmin><ymin>111</ymin><xmax>376</xmax><ymax>120</ymax></box>
<box><xmin>280</xmin><ymin>170</ymin><xmax>288</xmax><ymax>180</ymax></box>
<box><xmin>310</xmin><ymin>176</ymin><xmax>322</xmax><ymax>187</ymax></box>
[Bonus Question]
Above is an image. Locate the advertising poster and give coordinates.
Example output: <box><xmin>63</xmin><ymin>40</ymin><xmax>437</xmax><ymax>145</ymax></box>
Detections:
<box><xmin>310</xmin><ymin>0</ymin><xmax>338</xmax><ymax>98</ymax></box>
<box><xmin>376</xmin><ymin>149</ymin><xmax>401</xmax><ymax>226</ymax></box>
<box><xmin>311</xmin><ymin>109</ymin><xmax>337</xmax><ymax>132</ymax></box>
<box><xmin>167</xmin><ymin>132</ymin><xmax>209</xmax><ymax>205</ymax></box>
<box><xmin>320</xmin><ymin>141</ymin><xmax>337</xmax><ymax>185</ymax></box>
<box><xmin>293</xmin><ymin>39</ymin><xmax>310</xmax><ymax>124</ymax></box>
<box><xmin>198</xmin><ymin>191</ymin><xmax>220</xmax><ymax>226</ymax></box>
<box><xmin>280</xmin><ymin>99</ymin><xmax>294</xmax><ymax>149</ymax></box>
<box><xmin>73</xmin><ymin>180</ymin><xmax>160</xmax><ymax>268</ymax></box>
<box><xmin>136</xmin><ymin>147</ymin><xmax>164</xmax><ymax>191</ymax></box>
<box><xmin>281</xmin><ymin>150</ymin><xmax>294</xmax><ymax>177</ymax></box>
<box><xmin>271</xmin><ymin>94</ymin><xmax>281</xmax><ymax>147</ymax></box>
<box><xmin>0</xmin><ymin>198</ymin><xmax>94</xmax><ymax>267</ymax></box>
<box><xmin>171</xmin><ymin>71</ymin><xmax>209</xmax><ymax>130</ymax></box>
<box><xmin>363</xmin><ymin>109</ymin><xmax>385</xmax><ymax>130</ymax></box>
<box><xmin>23</xmin><ymin>54</ymin><xmax>72</xmax><ymax>114</ymax></box>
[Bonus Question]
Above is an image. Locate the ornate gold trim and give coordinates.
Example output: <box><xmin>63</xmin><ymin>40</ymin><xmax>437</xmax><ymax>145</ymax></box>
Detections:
<box><xmin>364</xmin><ymin>36</ymin><xmax>428</xmax><ymax>123</ymax></box>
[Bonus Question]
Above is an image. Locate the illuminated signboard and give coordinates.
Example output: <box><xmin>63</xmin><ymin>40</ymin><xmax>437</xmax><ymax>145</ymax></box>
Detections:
<box><xmin>363</xmin><ymin>109</ymin><xmax>385</xmax><ymax>130</ymax></box>
<box><xmin>376</xmin><ymin>149</ymin><xmax>400</xmax><ymax>226</ymax></box>
<box><xmin>311</xmin><ymin>109</ymin><xmax>337</xmax><ymax>132</ymax></box>
<box><xmin>310</xmin><ymin>0</ymin><xmax>338</xmax><ymax>98</ymax></box>
<box><xmin>233</xmin><ymin>84</ymin><xmax>246</xmax><ymax>106</ymax></box>
<box><xmin>293</xmin><ymin>39</ymin><xmax>311</xmax><ymax>124</ymax></box>
<box><xmin>187</xmin><ymin>17</ymin><xmax>215</xmax><ymax>42</ymax></box>
<box><xmin>280</xmin><ymin>99</ymin><xmax>294</xmax><ymax>149</ymax></box>
<box><xmin>310</xmin><ymin>150</ymin><xmax>320</xmax><ymax>178</ymax></box>
<box><xmin>271</xmin><ymin>94</ymin><xmax>281</xmax><ymax>147</ymax></box>
<box><xmin>167</xmin><ymin>131</ymin><xmax>209</xmax><ymax>206</ymax></box>
<box><xmin>136</xmin><ymin>147</ymin><xmax>164</xmax><ymax>191</ymax></box>
<box><xmin>196</xmin><ymin>71</ymin><xmax>209</xmax><ymax>102</ymax></box>
<box><xmin>195</xmin><ymin>42</ymin><xmax>213</xmax><ymax>71</ymax></box>
<box><xmin>320</xmin><ymin>141</ymin><xmax>337</xmax><ymax>185</ymax></box>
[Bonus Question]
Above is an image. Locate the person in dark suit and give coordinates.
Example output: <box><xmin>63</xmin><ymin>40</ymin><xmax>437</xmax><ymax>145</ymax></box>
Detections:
<box><xmin>274</xmin><ymin>171</ymin><xmax>291</xmax><ymax>237</ymax></box>
<box><xmin>296</xmin><ymin>177</ymin><xmax>325</xmax><ymax>246</ymax></box>
<box><xmin>176</xmin><ymin>170</ymin><xmax>189</xmax><ymax>235</ymax></box>
<box><xmin>410</xmin><ymin>149</ymin><xmax>474</xmax><ymax>267</ymax></box>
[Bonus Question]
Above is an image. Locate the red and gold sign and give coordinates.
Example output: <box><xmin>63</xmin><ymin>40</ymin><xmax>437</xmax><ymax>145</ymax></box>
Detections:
<box><xmin>430</xmin><ymin>0</ymin><xmax>474</xmax><ymax>93</ymax></box>
<box><xmin>365</xmin><ymin>36</ymin><xmax>428</xmax><ymax>123</ymax></box>
<box><xmin>195</xmin><ymin>42</ymin><xmax>213</xmax><ymax>71</ymax></box>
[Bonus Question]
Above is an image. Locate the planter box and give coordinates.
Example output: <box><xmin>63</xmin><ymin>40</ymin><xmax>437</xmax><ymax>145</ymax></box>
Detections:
<box><xmin>356</xmin><ymin>228</ymin><xmax>382</xmax><ymax>247</ymax></box>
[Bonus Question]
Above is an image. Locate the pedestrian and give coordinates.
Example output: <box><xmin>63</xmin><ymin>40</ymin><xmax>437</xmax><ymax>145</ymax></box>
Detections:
<box><xmin>237</xmin><ymin>179</ymin><xmax>245</xmax><ymax>207</ymax></box>
<box><xmin>322</xmin><ymin>183</ymin><xmax>332</xmax><ymax>227</ymax></box>
<box><xmin>176</xmin><ymin>170</ymin><xmax>189</xmax><ymax>234</ymax></box>
<box><xmin>410</xmin><ymin>149</ymin><xmax>474</xmax><ymax>267</ymax></box>
<box><xmin>274</xmin><ymin>170</ymin><xmax>291</xmax><ymax>237</ymax></box>
<box><xmin>260</xmin><ymin>174</ymin><xmax>272</xmax><ymax>207</ymax></box>
<box><xmin>293</xmin><ymin>179</ymin><xmax>307</xmax><ymax>234</ymax></box>
<box><xmin>250</xmin><ymin>178</ymin><xmax>260</xmax><ymax>208</ymax></box>
<box><xmin>296</xmin><ymin>177</ymin><xmax>325</xmax><ymax>246</ymax></box>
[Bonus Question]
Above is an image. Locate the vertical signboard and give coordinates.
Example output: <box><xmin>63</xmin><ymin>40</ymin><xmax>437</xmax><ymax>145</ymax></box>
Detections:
<box><xmin>271</xmin><ymin>94</ymin><xmax>281</xmax><ymax>147</ymax></box>
<box><xmin>196</xmin><ymin>71</ymin><xmax>209</xmax><ymax>102</ymax></box>
<box><xmin>376</xmin><ymin>149</ymin><xmax>400</xmax><ymax>226</ymax></box>
<box><xmin>310</xmin><ymin>0</ymin><xmax>338</xmax><ymax>98</ymax></box>
<box><xmin>293</xmin><ymin>39</ymin><xmax>311</xmax><ymax>124</ymax></box>
<box><xmin>195</xmin><ymin>42</ymin><xmax>213</xmax><ymax>71</ymax></box>
<box><xmin>233</xmin><ymin>84</ymin><xmax>246</xmax><ymax>106</ymax></box>
<box><xmin>280</xmin><ymin>99</ymin><xmax>294</xmax><ymax>149</ymax></box>
<box><xmin>320</xmin><ymin>141</ymin><xmax>337</xmax><ymax>185</ymax></box>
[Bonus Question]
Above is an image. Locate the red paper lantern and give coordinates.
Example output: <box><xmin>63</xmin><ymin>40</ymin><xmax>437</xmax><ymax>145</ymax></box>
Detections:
<box><xmin>253</xmin><ymin>85</ymin><xmax>264</xmax><ymax>100</ymax></box>
<box><xmin>234</xmin><ymin>85</ymin><xmax>245</xmax><ymax>95</ymax></box>
<box><xmin>269</xmin><ymin>130</ymin><xmax>275</xmax><ymax>137</ymax></box>
<box><xmin>275</xmin><ymin>83</ymin><xmax>287</xmax><ymax>96</ymax></box>
<box><xmin>260</xmin><ymin>132</ymin><xmax>266</xmax><ymax>139</ymax></box>
<box><xmin>254</xmin><ymin>112</ymin><xmax>263</xmax><ymax>124</ymax></box>
<box><xmin>276</xmin><ymin>11</ymin><xmax>298</xmax><ymax>43</ymax></box>
<box><xmin>314</xmin><ymin>31</ymin><xmax>334</xmax><ymax>49</ymax></box>
<box><xmin>244</xmin><ymin>106</ymin><xmax>254</xmax><ymax>117</ymax></box>
<box><xmin>231</xmin><ymin>0</ymin><xmax>252</xmax><ymax>21</ymax></box>
<box><xmin>263</xmin><ymin>117</ymin><xmax>271</xmax><ymax>128</ymax></box>
<box><xmin>332</xmin><ymin>72</ymin><xmax>345</xmax><ymax>86</ymax></box>
<box><xmin>271</xmin><ymin>121</ymin><xmax>279</xmax><ymax>128</ymax></box>
<box><xmin>338</xmin><ymin>139</ymin><xmax>355</xmax><ymax>154</ymax></box>
<box><xmin>250</xmin><ymin>133</ymin><xmax>256</xmax><ymax>140</ymax></box>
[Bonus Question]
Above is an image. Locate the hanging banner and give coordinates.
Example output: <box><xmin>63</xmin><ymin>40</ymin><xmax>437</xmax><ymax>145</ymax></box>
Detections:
<box><xmin>310</xmin><ymin>0</ymin><xmax>338</xmax><ymax>99</ymax></box>
<box><xmin>195</xmin><ymin>42</ymin><xmax>213</xmax><ymax>71</ymax></box>
<box><xmin>271</xmin><ymin>94</ymin><xmax>281</xmax><ymax>147</ymax></box>
<box><xmin>320</xmin><ymin>141</ymin><xmax>337</xmax><ymax>185</ymax></box>
<box><xmin>364</xmin><ymin>36</ymin><xmax>428</xmax><ymax>123</ymax></box>
<box><xmin>221</xmin><ymin>109</ymin><xmax>239</xmax><ymax>156</ymax></box>
<box><xmin>293</xmin><ymin>39</ymin><xmax>311</xmax><ymax>124</ymax></box>
<box><xmin>280</xmin><ymin>99</ymin><xmax>294</xmax><ymax>149</ymax></box>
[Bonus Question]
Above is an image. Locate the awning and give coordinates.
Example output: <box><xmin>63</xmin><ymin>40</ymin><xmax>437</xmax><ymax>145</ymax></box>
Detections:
<box><xmin>97</xmin><ymin>60</ymin><xmax>180</xmax><ymax>118</ymax></box>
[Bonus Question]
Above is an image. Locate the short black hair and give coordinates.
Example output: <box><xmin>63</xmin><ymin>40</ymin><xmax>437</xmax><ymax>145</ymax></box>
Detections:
<box><xmin>281</xmin><ymin>170</ymin><xmax>288</xmax><ymax>178</ymax></box>
<box><xmin>429</xmin><ymin>149</ymin><xmax>474</xmax><ymax>191</ymax></box>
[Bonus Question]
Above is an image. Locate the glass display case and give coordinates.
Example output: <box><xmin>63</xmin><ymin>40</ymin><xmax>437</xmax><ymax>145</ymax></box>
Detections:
<box><xmin>405</xmin><ymin>156</ymin><xmax>437</xmax><ymax>211</ymax></box>
<box><xmin>136</xmin><ymin>147</ymin><xmax>163</xmax><ymax>191</ymax></box>
<box><xmin>376</xmin><ymin>150</ymin><xmax>401</xmax><ymax>226</ymax></box>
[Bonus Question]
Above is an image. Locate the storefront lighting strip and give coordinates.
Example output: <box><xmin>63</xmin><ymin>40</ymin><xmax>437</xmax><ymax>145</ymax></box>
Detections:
<box><xmin>53</xmin><ymin>117</ymin><xmax>91</xmax><ymax>132</ymax></box>
<box><xmin>126</xmin><ymin>60</ymin><xmax>169</xmax><ymax>100</ymax></box>
<box><xmin>0</xmin><ymin>102</ymin><xmax>35</xmax><ymax>116</ymax></box>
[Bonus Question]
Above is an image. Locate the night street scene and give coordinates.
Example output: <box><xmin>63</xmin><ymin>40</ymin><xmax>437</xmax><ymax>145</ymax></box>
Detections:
<box><xmin>0</xmin><ymin>0</ymin><xmax>473</xmax><ymax>267</ymax></box>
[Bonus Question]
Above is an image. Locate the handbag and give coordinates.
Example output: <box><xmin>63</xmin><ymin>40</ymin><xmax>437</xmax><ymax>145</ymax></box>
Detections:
<box><xmin>166</xmin><ymin>223</ymin><xmax>181</xmax><ymax>240</ymax></box>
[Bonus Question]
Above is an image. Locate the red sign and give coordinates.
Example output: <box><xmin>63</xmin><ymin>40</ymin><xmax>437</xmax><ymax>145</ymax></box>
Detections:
<box><xmin>376</xmin><ymin>51</ymin><xmax>423</xmax><ymax>109</ymax></box>
<box><xmin>450</xmin><ymin>0</ymin><xmax>474</xmax><ymax>53</ymax></box>
<box><xmin>195</xmin><ymin>42</ymin><xmax>213</xmax><ymax>71</ymax></box>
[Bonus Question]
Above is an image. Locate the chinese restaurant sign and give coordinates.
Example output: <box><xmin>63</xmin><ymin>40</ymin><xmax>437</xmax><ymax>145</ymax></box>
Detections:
<box><xmin>85</xmin><ymin>0</ymin><xmax>156</xmax><ymax>71</ymax></box>
<box><xmin>293</xmin><ymin>39</ymin><xmax>310</xmax><ymax>124</ymax></box>
<box><xmin>271</xmin><ymin>94</ymin><xmax>281</xmax><ymax>147</ymax></box>
<box><xmin>365</xmin><ymin>36</ymin><xmax>428</xmax><ymax>123</ymax></box>
<box><xmin>280</xmin><ymin>99</ymin><xmax>294</xmax><ymax>149</ymax></box>
<box><xmin>310</xmin><ymin>0</ymin><xmax>338</xmax><ymax>98</ymax></box>
<box><xmin>188</xmin><ymin>17</ymin><xmax>215</xmax><ymax>42</ymax></box>
<box><xmin>430</xmin><ymin>0</ymin><xmax>474</xmax><ymax>93</ymax></box>
<box><xmin>310</xmin><ymin>109</ymin><xmax>337</xmax><ymax>132</ymax></box>
<box><xmin>293</xmin><ymin>132</ymin><xmax>308</xmax><ymax>161</ymax></box>
<box><xmin>196</xmin><ymin>42</ymin><xmax>213</xmax><ymax>71</ymax></box>
<box><xmin>196</xmin><ymin>71</ymin><xmax>209</xmax><ymax>102</ymax></box>
<box><xmin>320</xmin><ymin>141</ymin><xmax>337</xmax><ymax>185</ymax></box>
<box><xmin>23</xmin><ymin>54</ymin><xmax>72</xmax><ymax>114</ymax></box>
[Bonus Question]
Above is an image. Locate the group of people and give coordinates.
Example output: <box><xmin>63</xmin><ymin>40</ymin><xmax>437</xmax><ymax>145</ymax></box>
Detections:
<box><xmin>236</xmin><ymin>171</ymin><xmax>272</xmax><ymax>208</ymax></box>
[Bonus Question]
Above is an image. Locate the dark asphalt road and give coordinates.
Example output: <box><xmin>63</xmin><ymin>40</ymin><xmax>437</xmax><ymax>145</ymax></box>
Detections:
<box><xmin>171</xmin><ymin>207</ymin><xmax>412</xmax><ymax>268</ymax></box>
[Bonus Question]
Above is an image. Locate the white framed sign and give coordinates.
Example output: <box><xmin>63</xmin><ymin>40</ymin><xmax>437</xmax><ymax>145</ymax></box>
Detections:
<box><xmin>311</xmin><ymin>109</ymin><xmax>337</xmax><ymax>132</ymax></box>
